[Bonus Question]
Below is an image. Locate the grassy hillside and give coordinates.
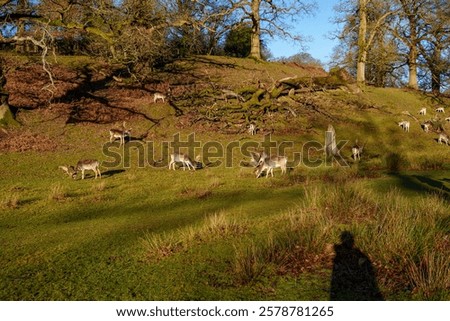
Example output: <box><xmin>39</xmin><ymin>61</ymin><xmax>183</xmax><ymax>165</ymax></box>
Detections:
<box><xmin>0</xmin><ymin>55</ymin><xmax>449</xmax><ymax>300</ymax></box>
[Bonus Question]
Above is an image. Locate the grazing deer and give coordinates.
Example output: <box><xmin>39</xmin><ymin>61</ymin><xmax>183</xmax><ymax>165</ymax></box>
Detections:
<box><xmin>249</xmin><ymin>150</ymin><xmax>267</xmax><ymax>167</ymax></box>
<box><xmin>153</xmin><ymin>87</ymin><xmax>170</xmax><ymax>103</ymax></box>
<box><xmin>76</xmin><ymin>159</ymin><xmax>101</xmax><ymax>179</ymax></box>
<box><xmin>398</xmin><ymin>120</ymin><xmax>410</xmax><ymax>132</ymax></box>
<box><xmin>109</xmin><ymin>122</ymin><xmax>131</xmax><ymax>146</ymax></box>
<box><xmin>221</xmin><ymin>89</ymin><xmax>245</xmax><ymax>102</ymax></box>
<box><xmin>58</xmin><ymin>165</ymin><xmax>77</xmax><ymax>179</ymax></box>
<box><xmin>435</xmin><ymin>107</ymin><xmax>445</xmax><ymax>113</ymax></box>
<box><xmin>255</xmin><ymin>155</ymin><xmax>287</xmax><ymax>178</ymax></box>
<box><xmin>421</xmin><ymin>121</ymin><xmax>433</xmax><ymax>133</ymax></box>
<box><xmin>351</xmin><ymin>141</ymin><xmax>363</xmax><ymax>160</ymax></box>
<box><xmin>169</xmin><ymin>153</ymin><xmax>196</xmax><ymax>171</ymax></box>
<box><xmin>248</xmin><ymin>124</ymin><xmax>256</xmax><ymax>135</ymax></box>
<box><xmin>438</xmin><ymin>132</ymin><xmax>449</xmax><ymax>145</ymax></box>
<box><xmin>419</xmin><ymin>107</ymin><xmax>427</xmax><ymax>115</ymax></box>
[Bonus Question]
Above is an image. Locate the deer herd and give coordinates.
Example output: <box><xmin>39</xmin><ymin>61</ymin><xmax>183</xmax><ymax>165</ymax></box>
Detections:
<box><xmin>59</xmin><ymin>104</ymin><xmax>449</xmax><ymax>180</ymax></box>
<box><xmin>398</xmin><ymin>106</ymin><xmax>450</xmax><ymax>145</ymax></box>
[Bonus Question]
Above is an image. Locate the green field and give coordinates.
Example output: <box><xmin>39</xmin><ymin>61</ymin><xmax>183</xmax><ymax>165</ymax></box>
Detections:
<box><xmin>0</xmin><ymin>57</ymin><xmax>449</xmax><ymax>300</ymax></box>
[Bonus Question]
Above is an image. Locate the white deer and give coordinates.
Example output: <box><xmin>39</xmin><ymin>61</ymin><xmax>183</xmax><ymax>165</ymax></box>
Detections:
<box><xmin>419</xmin><ymin>107</ymin><xmax>427</xmax><ymax>115</ymax></box>
<box><xmin>109</xmin><ymin>122</ymin><xmax>131</xmax><ymax>146</ymax></box>
<box><xmin>435</xmin><ymin>107</ymin><xmax>445</xmax><ymax>113</ymax></box>
<box><xmin>351</xmin><ymin>141</ymin><xmax>363</xmax><ymax>160</ymax></box>
<box><xmin>76</xmin><ymin>159</ymin><xmax>101</xmax><ymax>180</ymax></box>
<box><xmin>255</xmin><ymin>155</ymin><xmax>287</xmax><ymax>178</ymax></box>
<box><xmin>248</xmin><ymin>124</ymin><xmax>256</xmax><ymax>135</ymax></box>
<box><xmin>153</xmin><ymin>92</ymin><xmax>166</xmax><ymax>103</ymax></box>
<box><xmin>421</xmin><ymin>121</ymin><xmax>433</xmax><ymax>133</ymax></box>
<box><xmin>398</xmin><ymin>120</ymin><xmax>410</xmax><ymax>132</ymax></box>
<box><xmin>438</xmin><ymin>132</ymin><xmax>449</xmax><ymax>145</ymax></box>
<box><xmin>169</xmin><ymin>153</ymin><xmax>196</xmax><ymax>171</ymax></box>
<box><xmin>445</xmin><ymin>117</ymin><xmax>450</xmax><ymax>122</ymax></box>
<box><xmin>153</xmin><ymin>88</ymin><xmax>170</xmax><ymax>103</ymax></box>
<box><xmin>221</xmin><ymin>89</ymin><xmax>245</xmax><ymax>102</ymax></box>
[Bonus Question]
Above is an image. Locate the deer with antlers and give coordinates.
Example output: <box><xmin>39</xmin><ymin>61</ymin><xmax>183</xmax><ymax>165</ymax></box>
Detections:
<box><xmin>109</xmin><ymin>121</ymin><xmax>131</xmax><ymax>146</ymax></box>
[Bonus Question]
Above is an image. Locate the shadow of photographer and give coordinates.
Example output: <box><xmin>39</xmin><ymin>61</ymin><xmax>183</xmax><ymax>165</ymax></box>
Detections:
<box><xmin>330</xmin><ymin>231</ymin><xmax>384</xmax><ymax>301</ymax></box>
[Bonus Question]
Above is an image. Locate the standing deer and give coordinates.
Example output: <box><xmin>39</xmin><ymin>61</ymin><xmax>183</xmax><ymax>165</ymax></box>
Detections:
<box><xmin>398</xmin><ymin>121</ymin><xmax>410</xmax><ymax>132</ymax></box>
<box><xmin>421</xmin><ymin>121</ymin><xmax>433</xmax><ymax>133</ymax></box>
<box><xmin>153</xmin><ymin>87</ymin><xmax>171</xmax><ymax>103</ymax></box>
<box><xmin>248</xmin><ymin>124</ymin><xmax>256</xmax><ymax>135</ymax></box>
<box><xmin>169</xmin><ymin>153</ymin><xmax>196</xmax><ymax>171</ymax></box>
<box><xmin>438</xmin><ymin>132</ymin><xmax>449</xmax><ymax>145</ymax></box>
<box><xmin>419</xmin><ymin>107</ymin><xmax>427</xmax><ymax>115</ymax></box>
<box><xmin>109</xmin><ymin>122</ymin><xmax>131</xmax><ymax>146</ymax></box>
<box><xmin>435</xmin><ymin>107</ymin><xmax>445</xmax><ymax>113</ymax></box>
<box><xmin>255</xmin><ymin>155</ymin><xmax>287</xmax><ymax>178</ymax></box>
<box><xmin>351</xmin><ymin>141</ymin><xmax>363</xmax><ymax>160</ymax></box>
<box><xmin>76</xmin><ymin>159</ymin><xmax>101</xmax><ymax>179</ymax></box>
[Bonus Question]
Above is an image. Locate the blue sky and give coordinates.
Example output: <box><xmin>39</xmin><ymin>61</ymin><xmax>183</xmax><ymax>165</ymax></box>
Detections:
<box><xmin>268</xmin><ymin>2</ymin><xmax>339</xmax><ymax>66</ymax></box>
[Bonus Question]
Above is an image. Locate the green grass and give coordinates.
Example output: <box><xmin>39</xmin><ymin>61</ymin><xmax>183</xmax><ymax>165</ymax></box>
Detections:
<box><xmin>1</xmin><ymin>148</ymin><xmax>448</xmax><ymax>300</ymax></box>
<box><xmin>0</xmin><ymin>56</ymin><xmax>449</xmax><ymax>300</ymax></box>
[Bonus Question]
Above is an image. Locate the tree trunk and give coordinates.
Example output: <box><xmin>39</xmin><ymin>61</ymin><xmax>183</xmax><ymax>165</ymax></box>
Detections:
<box><xmin>0</xmin><ymin>59</ymin><xmax>18</xmax><ymax>126</ymax></box>
<box><xmin>357</xmin><ymin>0</ymin><xmax>367</xmax><ymax>85</ymax></box>
<box><xmin>249</xmin><ymin>0</ymin><xmax>262</xmax><ymax>60</ymax></box>
<box><xmin>431</xmin><ymin>69</ymin><xmax>441</xmax><ymax>93</ymax></box>
<box><xmin>431</xmin><ymin>47</ymin><xmax>442</xmax><ymax>93</ymax></box>
<box><xmin>406</xmin><ymin>10</ymin><xmax>419</xmax><ymax>90</ymax></box>
<box><xmin>408</xmin><ymin>48</ymin><xmax>419</xmax><ymax>90</ymax></box>
<box><xmin>0</xmin><ymin>93</ymin><xmax>18</xmax><ymax>127</ymax></box>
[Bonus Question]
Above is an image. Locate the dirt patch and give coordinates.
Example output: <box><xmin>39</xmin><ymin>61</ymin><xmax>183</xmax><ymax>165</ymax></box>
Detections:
<box><xmin>0</xmin><ymin>129</ymin><xmax>60</xmax><ymax>152</ymax></box>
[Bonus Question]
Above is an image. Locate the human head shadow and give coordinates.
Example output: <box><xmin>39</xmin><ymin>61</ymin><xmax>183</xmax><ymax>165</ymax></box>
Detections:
<box><xmin>330</xmin><ymin>231</ymin><xmax>384</xmax><ymax>300</ymax></box>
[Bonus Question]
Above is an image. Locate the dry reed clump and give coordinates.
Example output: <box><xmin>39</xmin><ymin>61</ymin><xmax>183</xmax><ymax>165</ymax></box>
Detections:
<box><xmin>233</xmin><ymin>232</ymin><xmax>299</xmax><ymax>285</ymax></box>
<box><xmin>232</xmin><ymin>182</ymin><xmax>449</xmax><ymax>297</ymax></box>
<box><xmin>180</xmin><ymin>186</ymin><xmax>213</xmax><ymax>199</ymax></box>
<box><xmin>142</xmin><ymin>212</ymin><xmax>246</xmax><ymax>260</ymax></box>
<box><xmin>406</xmin><ymin>250</ymin><xmax>450</xmax><ymax>300</ymax></box>
<box><xmin>1</xmin><ymin>192</ymin><xmax>21</xmax><ymax>209</ymax></box>
<box><xmin>49</xmin><ymin>183</ymin><xmax>67</xmax><ymax>201</ymax></box>
<box><xmin>92</xmin><ymin>181</ymin><xmax>106</xmax><ymax>192</ymax></box>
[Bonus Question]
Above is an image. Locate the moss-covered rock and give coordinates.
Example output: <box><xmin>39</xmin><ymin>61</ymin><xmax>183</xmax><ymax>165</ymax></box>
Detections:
<box><xmin>0</xmin><ymin>103</ymin><xmax>19</xmax><ymax>127</ymax></box>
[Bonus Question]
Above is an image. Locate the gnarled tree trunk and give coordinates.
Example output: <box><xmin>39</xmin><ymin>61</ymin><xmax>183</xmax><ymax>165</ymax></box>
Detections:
<box><xmin>249</xmin><ymin>0</ymin><xmax>262</xmax><ymax>60</ymax></box>
<box><xmin>0</xmin><ymin>60</ymin><xmax>18</xmax><ymax>127</ymax></box>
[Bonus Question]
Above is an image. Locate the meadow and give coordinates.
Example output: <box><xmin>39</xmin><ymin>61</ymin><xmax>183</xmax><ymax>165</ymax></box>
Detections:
<box><xmin>0</xmin><ymin>56</ymin><xmax>449</xmax><ymax>300</ymax></box>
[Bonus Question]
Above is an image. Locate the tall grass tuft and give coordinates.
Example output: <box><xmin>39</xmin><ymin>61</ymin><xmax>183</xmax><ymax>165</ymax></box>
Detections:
<box><xmin>233</xmin><ymin>241</ymin><xmax>266</xmax><ymax>284</ymax></box>
<box><xmin>142</xmin><ymin>211</ymin><xmax>246</xmax><ymax>260</ymax></box>
<box><xmin>406</xmin><ymin>251</ymin><xmax>450</xmax><ymax>300</ymax></box>
<box><xmin>1</xmin><ymin>192</ymin><xmax>20</xmax><ymax>209</ymax></box>
<box><xmin>233</xmin><ymin>232</ymin><xmax>295</xmax><ymax>284</ymax></box>
<box><xmin>49</xmin><ymin>183</ymin><xmax>67</xmax><ymax>201</ymax></box>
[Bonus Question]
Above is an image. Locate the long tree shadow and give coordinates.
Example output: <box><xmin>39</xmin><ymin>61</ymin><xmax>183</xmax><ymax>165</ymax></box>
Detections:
<box><xmin>388</xmin><ymin>172</ymin><xmax>450</xmax><ymax>201</ymax></box>
<box><xmin>330</xmin><ymin>231</ymin><xmax>383</xmax><ymax>301</ymax></box>
<box><xmin>413</xmin><ymin>175</ymin><xmax>450</xmax><ymax>193</ymax></box>
<box><xmin>55</xmin><ymin>65</ymin><xmax>161</xmax><ymax>125</ymax></box>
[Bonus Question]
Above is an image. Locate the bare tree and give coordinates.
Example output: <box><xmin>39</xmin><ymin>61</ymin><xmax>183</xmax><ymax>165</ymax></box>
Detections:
<box><xmin>218</xmin><ymin>0</ymin><xmax>316</xmax><ymax>60</ymax></box>
<box><xmin>356</xmin><ymin>0</ymin><xmax>398</xmax><ymax>85</ymax></box>
<box><xmin>417</xmin><ymin>0</ymin><xmax>450</xmax><ymax>92</ymax></box>
<box><xmin>392</xmin><ymin>0</ymin><xmax>426</xmax><ymax>90</ymax></box>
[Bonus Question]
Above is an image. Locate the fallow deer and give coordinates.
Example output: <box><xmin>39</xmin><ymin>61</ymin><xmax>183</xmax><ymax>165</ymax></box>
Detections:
<box><xmin>76</xmin><ymin>159</ymin><xmax>101</xmax><ymax>180</ymax></box>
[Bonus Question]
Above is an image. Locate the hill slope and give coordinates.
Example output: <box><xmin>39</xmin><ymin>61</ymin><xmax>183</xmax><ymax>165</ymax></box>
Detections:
<box><xmin>0</xmin><ymin>55</ymin><xmax>449</xmax><ymax>301</ymax></box>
